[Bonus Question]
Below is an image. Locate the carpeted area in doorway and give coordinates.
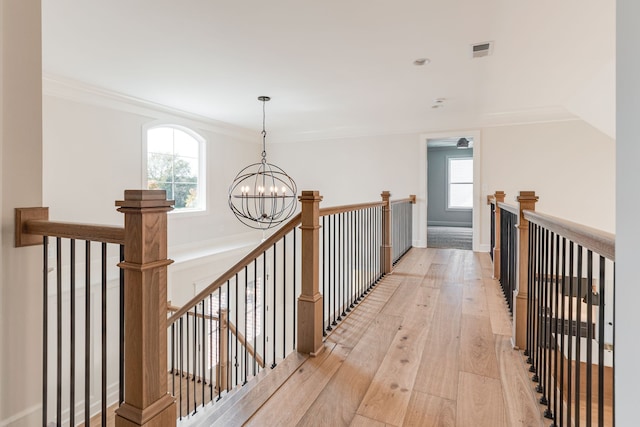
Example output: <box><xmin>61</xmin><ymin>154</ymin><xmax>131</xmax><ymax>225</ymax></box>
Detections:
<box><xmin>427</xmin><ymin>226</ymin><xmax>472</xmax><ymax>250</ymax></box>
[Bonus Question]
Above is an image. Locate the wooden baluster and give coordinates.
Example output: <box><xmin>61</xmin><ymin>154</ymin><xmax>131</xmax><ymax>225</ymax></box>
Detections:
<box><xmin>115</xmin><ymin>190</ymin><xmax>176</xmax><ymax>427</ymax></box>
<box><xmin>380</xmin><ymin>191</ymin><xmax>392</xmax><ymax>275</ymax></box>
<box><xmin>514</xmin><ymin>191</ymin><xmax>539</xmax><ymax>349</ymax></box>
<box><xmin>492</xmin><ymin>191</ymin><xmax>506</xmax><ymax>280</ymax></box>
<box><xmin>297</xmin><ymin>191</ymin><xmax>324</xmax><ymax>356</ymax></box>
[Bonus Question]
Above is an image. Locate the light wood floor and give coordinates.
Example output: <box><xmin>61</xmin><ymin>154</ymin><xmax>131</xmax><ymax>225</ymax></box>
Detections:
<box><xmin>245</xmin><ymin>248</ymin><xmax>544</xmax><ymax>427</ymax></box>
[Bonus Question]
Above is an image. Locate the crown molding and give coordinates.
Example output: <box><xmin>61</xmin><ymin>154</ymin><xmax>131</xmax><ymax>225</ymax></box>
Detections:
<box><xmin>42</xmin><ymin>73</ymin><xmax>257</xmax><ymax>143</ymax></box>
<box><xmin>480</xmin><ymin>105</ymin><xmax>579</xmax><ymax>128</ymax></box>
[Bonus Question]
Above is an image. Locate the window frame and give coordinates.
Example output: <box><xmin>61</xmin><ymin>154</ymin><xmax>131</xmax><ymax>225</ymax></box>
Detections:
<box><xmin>446</xmin><ymin>156</ymin><xmax>473</xmax><ymax>211</ymax></box>
<box><xmin>142</xmin><ymin>123</ymin><xmax>207</xmax><ymax>214</ymax></box>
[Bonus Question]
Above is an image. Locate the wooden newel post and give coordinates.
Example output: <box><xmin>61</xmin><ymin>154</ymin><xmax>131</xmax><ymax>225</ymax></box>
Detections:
<box><xmin>297</xmin><ymin>191</ymin><xmax>324</xmax><ymax>356</ymax></box>
<box><xmin>513</xmin><ymin>190</ymin><xmax>538</xmax><ymax>349</ymax></box>
<box><xmin>492</xmin><ymin>191</ymin><xmax>506</xmax><ymax>280</ymax></box>
<box><xmin>381</xmin><ymin>191</ymin><xmax>392</xmax><ymax>274</ymax></box>
<box><xmin>115</xmin><ymin>190</ymin><xmax>176</xmax><ymax>427</ymax></box>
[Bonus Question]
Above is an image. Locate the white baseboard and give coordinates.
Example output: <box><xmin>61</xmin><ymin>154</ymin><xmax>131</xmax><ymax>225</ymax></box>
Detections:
<box><xmin>476</xmin><ymin>243</ymin><xmax>491</xmax><ymax>253</ymax></box>
<box><xmin>427</xmin><ymin>221</ymin><xmax>472</xmax><ymax>228</ymax></box>
<box><xmin>0</xmin><ymin>404</ymin><xmax>40</xmax><ymax>427</ymax></box>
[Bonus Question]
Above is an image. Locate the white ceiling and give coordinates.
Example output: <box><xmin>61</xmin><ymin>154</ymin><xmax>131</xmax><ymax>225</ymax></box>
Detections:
<box><xmin>41</xmin><ymin>1</ymin><xmax>616</xmax><ymax>142</ymax></box>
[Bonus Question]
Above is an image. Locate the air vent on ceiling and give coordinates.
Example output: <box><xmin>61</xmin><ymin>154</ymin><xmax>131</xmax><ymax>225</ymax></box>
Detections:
<box><xmin>471</xmin><ymin>41</ymin><xmax>493</xmax><ymax>58</ymax></box>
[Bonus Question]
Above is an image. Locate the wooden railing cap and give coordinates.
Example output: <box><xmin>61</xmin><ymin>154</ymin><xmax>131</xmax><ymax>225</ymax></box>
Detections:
<box><xmin>116</xmin><ymin>189</ymin><xmax>175</xmax><ymax>209</ymax></box>
<box><xmin>516</xmin><ymin>191</ymin><xmax>538</xmax><ymax>202</ymax></box>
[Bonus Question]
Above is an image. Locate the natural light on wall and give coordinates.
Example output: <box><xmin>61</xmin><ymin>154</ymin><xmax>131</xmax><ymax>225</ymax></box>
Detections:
<box><xmin>448</xmin><ymin>157</ymin><xmax>473</xmax><ymax>209</ymax></box>
<box><xmin>145</xmin><ymin>125</ymin><xmax>206</xmax><ymax>211</ymax></box>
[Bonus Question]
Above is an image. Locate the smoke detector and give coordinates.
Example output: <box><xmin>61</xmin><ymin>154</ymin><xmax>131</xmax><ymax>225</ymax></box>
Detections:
<box><xmin>471</xmin><ymin>41</ymin><xmax>493</xmax><ymax>58</ymax></box>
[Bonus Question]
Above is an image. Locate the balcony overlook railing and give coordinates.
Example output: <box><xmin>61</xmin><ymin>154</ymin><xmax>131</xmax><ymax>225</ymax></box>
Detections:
<box><xmin>488</xmin><ymin>191</ymin><xmax>614</xmax><ymax>427</ymax></box>
<box><xmin>16</xmin><ymin>189</ymin><xmax>415</xmax><ymax>426</ymax></box>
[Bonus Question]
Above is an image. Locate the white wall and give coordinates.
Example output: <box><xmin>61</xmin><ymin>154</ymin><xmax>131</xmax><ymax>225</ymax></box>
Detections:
<box><xmin>616</xmin><ymin>1</ymin><xmax>639</xmax><ymax>423</ymax></box>
<box><xmin>42</xmin><ymin>89</ymin><xmax>271</xmax><ymax>305</ymax></box>
<box><xmin>270</xmin><ymin>133</ymin><xmax>421</xmax><ymax>207</ymax></box>
<box><xmin>480</xmin><ymin>120</ymin><xmax>616</xmax><ymax>248</ymax></box>
<box><xmin>270</xmin><ymin>120</ymin><xmax>615</xmax><ymax>253</ymax></box>
<box><xmin>1</xmin><ymin>1</ymin><xmax>44</xmax><ymax>425</ymax></box>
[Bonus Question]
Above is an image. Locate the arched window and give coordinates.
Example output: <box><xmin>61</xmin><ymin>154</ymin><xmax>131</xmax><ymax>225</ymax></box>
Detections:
<box><xmin>144</xmin><ymin>125</ymin><xmax>206</xmax><ymax>211</ymax></box>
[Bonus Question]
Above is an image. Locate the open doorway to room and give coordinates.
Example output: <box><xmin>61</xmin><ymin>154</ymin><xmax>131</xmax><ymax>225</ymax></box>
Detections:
<box><xmin>426</xmin><ymin>137</ymin><xmax>473</xmax><ymax>250</ymax></box>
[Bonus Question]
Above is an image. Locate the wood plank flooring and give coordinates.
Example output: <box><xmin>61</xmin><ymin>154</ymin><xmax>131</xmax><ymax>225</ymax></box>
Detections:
<box><xmin>246</xmin><ymin>248</ymin><xmax>544</xmax><ymax>427</ymax></box>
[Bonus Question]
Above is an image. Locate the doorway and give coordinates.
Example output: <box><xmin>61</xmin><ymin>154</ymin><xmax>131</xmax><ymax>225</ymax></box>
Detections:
<box><xmin>426</xmin><ymin>137</ymin><xmax>473</xmax><ymax>250</ymax></box>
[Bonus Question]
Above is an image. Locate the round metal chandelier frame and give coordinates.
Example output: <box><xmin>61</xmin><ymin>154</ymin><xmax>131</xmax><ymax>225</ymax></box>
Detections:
<box><xmin>228</xmin><ymin>96</ymin><xmax>298</xmax><ymax>230</ymax></box>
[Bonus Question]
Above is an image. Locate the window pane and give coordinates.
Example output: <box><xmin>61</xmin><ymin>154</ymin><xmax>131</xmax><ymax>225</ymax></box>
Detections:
<box><xmin>147</xmin><ymin>153</ymin><xmax>174</xmax><ymax>183</ymax></box>
<box><xmin>450</xmin><ymin>158</ymin><xmax>473</xmax><ymax>183</ymax></box>
<box><xmin>174</xmin><ymin>183</ymin><xmax>198</xmax><ymax>209</ymax></box>
<box><xmin>174</xmin><ymin>156</ymin><xmax>198</xmax><ymax>180</ymax></box>
<box><xmin>147</xmin><ymin>128</ymin><xmax>174</xmax><ymax>154</ymax></box>
<box><xmin>173</xmin><ymin>129</ymin><xmax>199</xmax><ymax>158</ymax></box>
<box><xmin>449</xmin><ymin>183</ymin><xmax>473</xmax><ymax>208</ymax></box>
<box><xmin>146</xmin><ymin>125</ymin><xmax>204</xmax><ymax>211</ymax></box>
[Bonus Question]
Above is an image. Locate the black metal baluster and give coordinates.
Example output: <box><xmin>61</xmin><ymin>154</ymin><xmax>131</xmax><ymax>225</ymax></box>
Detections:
<box><xmin>235</xmin><ymin>272</ymin><xmax>240</xmax><ymax>382</ymax></box>
<box><xmin>525</xmin><ymin>224</ymin><xmax>534</xmax><ymax>363</ymax></box>
<box><xmin>171</xmin><ymin>322</ymin><xmax>175</xmax><ymax>397</ymax></box>
<box><xmin>536</xmin><ymin>230</ymin><xmax>546</xmax><ymax>394</ymax></box>
<box><xmin>346</xmin><ymin>212</ymin><xmax>352</xmax><ymax>312</ymax></box>
<box><xmin>101</xmin><ymin>242</ymin><xmax>107</xmax><ymax>426</ymax></box>
<box><xmin>202</xmin><ymin>300</ymin><xmax>206</xmax><ymax>406</ymax></box>
<box><xmin>193</xmin><ymin>305</ymin><xmax>198</xmax><ymax>413</ymax></box>
<box><xmin>282</xmin><ymin>238</ymin><xmax>286</xmax><ymax>359</ymax></box>
<box><xmin>597</xmin><ymin>256</ymin><xmax>605</xmax><ymax>427</ymax></box>
<box><xmin>322</xmin><ymin>216</ymin><xmax>328</xmax><ymax>335</ymax></box>
<box><xmin>244</xmin><ymin>265</ymin><xmax>249</xmax><ymax>384</ymax></box>
<box><xmin>552</xmin><ymin>233</ymin><xmax>561</xmax><ymax>426</ymax></box>
<box><xmin>84</xmin><ymin>241</ymin><xmax>91</xmax><ymax>426</ymax></box>
<box><xmin>567</xmin><ymin>242</ymin><xmax>575</xmax><ymax>426</ymax></box>
<box><xmin>69</xmin><ymin>239</ymin><xmax>76</xmax><ymax>426</ymax></box>
<box><xmin>216</xmin><ymin>291</ymin><xmax>221</xmax><ymax>401</ymax></box>
<box><xmin>119</xmin><ymin>244</ymin><xmax>125</xmax><ymax>405</ymax></box>
<box><xmin>293</xmin><ymin>230</ymin><xmax>297</xmax><ymax>348</ymax></box>
<box><xmin>332</xmin><ymin>215</ymin><xmax>337</xmax><ymax>327</ymax></box>
<box><xmin>532</xmin><ymin>225</ymin><xmax>542</xmax><ymax>383</ymax></box>
<box><xmin>186</xmin><ymin>309</ymin><xmax>190</xmax><ymax>414</ymax></box>
<box><xmin>254</xmin><ymin>259</ymin><xmax>259</xmax><ymax>375</ymax></box>
<box><xmin>575</xmin><ymin>245</ymin><xmax>583</xmax><ymax>427</ymax></box>
<box><xmin>56</xmin><ymin>238</ymin><xmax>62</xmax><ymax>426</ymax></box>
<box><xmin>179</xmin><ymin>317</ymin><xmax>183</xmax><ymax>419</ymax></box>
<box><xmin>559</xmin><ymin>237</ymin><xmax>567</xmax><ymax>427</ymax></box>
<box><xmin>544</xmin><ymin>232</ymin><xmax>554</xmax><ymax>419</ymax></box>
<box><xmin>337</xmin><ymin>213</ymin><xmax>342</xmax><ymax>322</ymax></box>
<box><xmin>43</xmin><ymin>236</ymin><xmax>49</xmax><ymax>426</ymax></box>
<box><xmin>586</xmin><ymin>250</ymin><xmax>593</xmax><ymax>426</ymax></box>
<box><xmin>262</xmin><ymin>254</ymin><xmax>266</xmax><ymax>374</ymax></box>
<box><xmin>351</xmin><ymin>210</ymin><xmax>357</xmax><ymax>306</ymax></box>
<box><xmin>271</xmin><ymin>246</ymin><xmax>277</xmax><ymax>369</ymax></box>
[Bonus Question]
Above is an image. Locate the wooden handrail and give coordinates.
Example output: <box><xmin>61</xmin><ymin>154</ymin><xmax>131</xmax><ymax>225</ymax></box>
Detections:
<box><xmin>169</xmin><ymin>196</ymin><xmax>400</xmax><ymax>325</ymax></box>
<box><xmin>319</xmin><ymin>201</ymin><xmax>385</xmax><ymax>217</ymax></box>
<box><xmin>168</xmin><ymin>305</ymin><xmax>265</xmax><ymax>368</ymax></box>
<box><xmin>168</xmin><ymin>212</ymin><xmax>302</xmax><ymax>323</ymax></box>
<box><xmin>228</xmin><ymin>321</ymin><xmax>265</xmax><ymax>368</ymax></box>
<box><xmin>487</xmin><ymin>195</ymin><xmax>496</xmax><ymax>205</ymax></box>
<box><xmin>24</xmin><ymin>219</ymin><xmax>125</xmax><ymax>245</ymax></box>
<box><xmin>497</xmin><ymin>201</ymin><xmax>519</xmax><ymax>215</ymax></box>
<box><xmin>523</xmin><ymin>210</ymin><xmax>615</xmax><ymax>261</ymax></box>
<box><xmin>390</xmin><ymin>195</ymin><xmax>416</xmax><ymax>205</ymax></box>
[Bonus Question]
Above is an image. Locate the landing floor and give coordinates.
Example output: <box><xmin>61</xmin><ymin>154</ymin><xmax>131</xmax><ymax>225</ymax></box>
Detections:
<box><xmin>246</xmin><ymin>248</ymin><xmax>544</xmax><ymax>427</ymax></box>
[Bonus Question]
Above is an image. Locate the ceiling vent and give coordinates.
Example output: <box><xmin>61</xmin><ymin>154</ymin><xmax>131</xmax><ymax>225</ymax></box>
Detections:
<box><xmin>471</xmin><ymin>41</ymin><xmax>493</xmax><ymax>58</ymax></box>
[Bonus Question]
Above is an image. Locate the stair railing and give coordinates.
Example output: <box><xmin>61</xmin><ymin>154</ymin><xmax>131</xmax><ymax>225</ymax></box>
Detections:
<box><xmin>18</xmin><ymin>189</ymin><xmax>415</xmax><ymax>426</ymax></box>
<box><xmin>488</xmin><ymin>190</ymin><xmax>615</xmax><ymax>427</ymax></box>
<box><xmin>166</xmin><ymin>190</ymin><xmax>416</xmax><ymax>420</ymax></box>
<box><xmin>15</xmin><ymin>190</ymin><xmax>176</xmax><ymax>427</ymax></box>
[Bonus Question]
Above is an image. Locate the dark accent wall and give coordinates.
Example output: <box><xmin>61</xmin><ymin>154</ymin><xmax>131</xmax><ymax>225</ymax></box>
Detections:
<box><xmin>427</xmin><ymin>146</ymin><xmax>473</xmax><ymax>227</ymax></box>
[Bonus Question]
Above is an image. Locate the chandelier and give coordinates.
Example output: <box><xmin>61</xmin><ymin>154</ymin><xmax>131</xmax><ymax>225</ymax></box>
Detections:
<box><xmin>228</xmin><ymin>96</ymin><xmax>297</xmax><ymax>230</ymax></box>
